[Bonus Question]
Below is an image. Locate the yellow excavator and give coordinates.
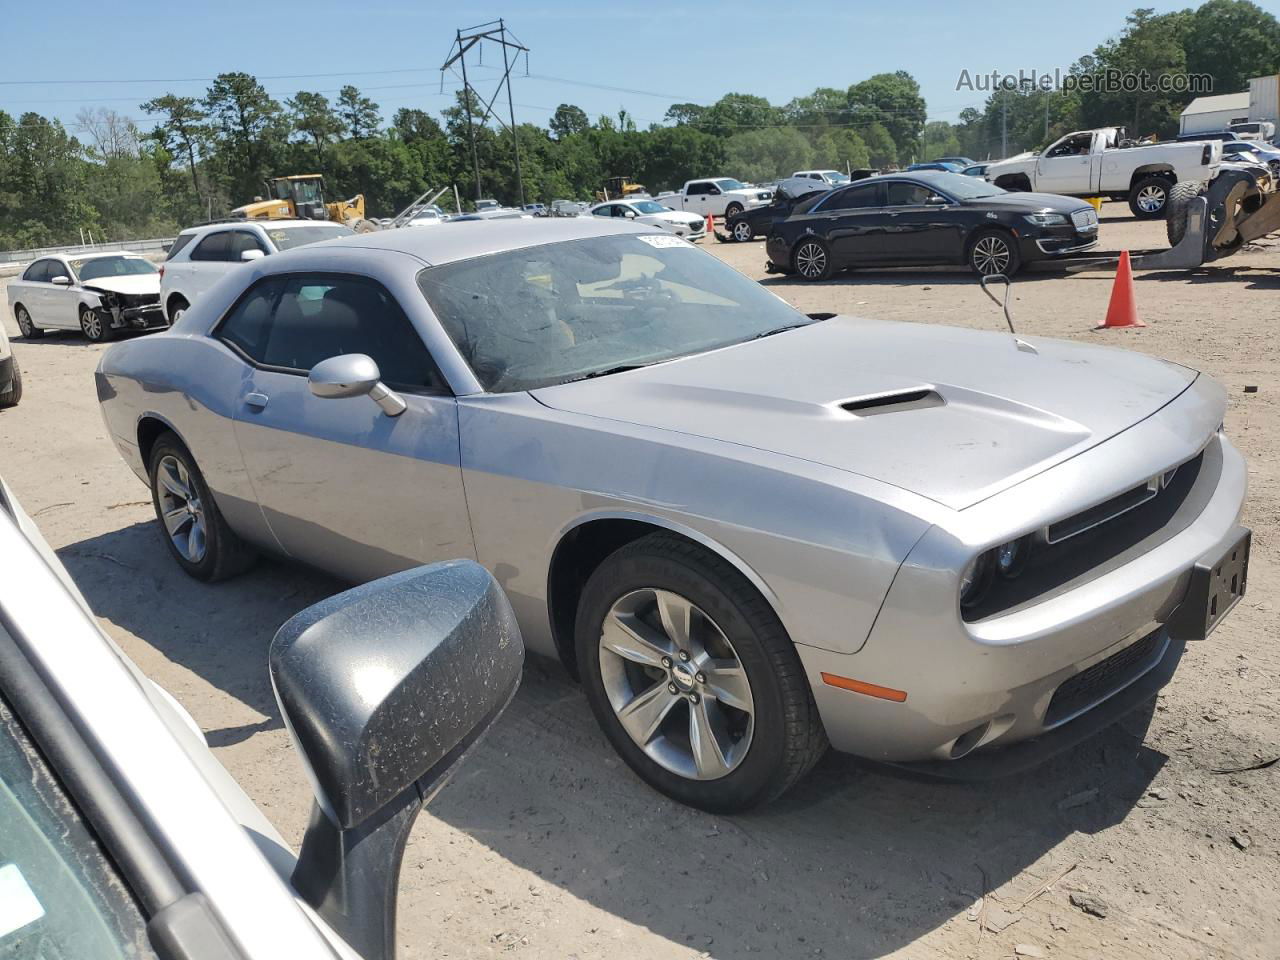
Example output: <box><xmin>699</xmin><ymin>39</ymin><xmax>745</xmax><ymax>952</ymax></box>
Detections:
<box><xmin>594</xmin><ymin>176</ymin><xmax>647</xmax><ymax>203</ymax></box>
<box><xmin>230</xmin><ymin>175</ymin><xmax>378</xmax><ymax>232</ymax></box>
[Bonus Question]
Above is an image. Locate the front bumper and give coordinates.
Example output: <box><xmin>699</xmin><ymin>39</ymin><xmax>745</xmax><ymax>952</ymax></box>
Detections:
<box><xmin>1020</xmin><ymin>223</ymin><xmax>1098</xmax><ymax>258</ymax></box>
<box><xmin>110</xmin><ymin>303</ymin><xmax>168</xmax><ymax>331</ymax></box>
<box><xmin>797</xmin><ymin>416</ymin><xmax>1247</xmax><ymax>769</ymax></box>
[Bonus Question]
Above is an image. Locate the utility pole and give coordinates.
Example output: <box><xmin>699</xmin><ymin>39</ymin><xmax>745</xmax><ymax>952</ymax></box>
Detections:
<box><xmin>1044</xmin><ymin>96</ymin><xmax>1050</xmax><ymax>140</ymax></box>
<box><xmin>1001</xmin><ymin>98</ymin><xmax>1008</xmax><ymax>158</ymax></box>
<box><xmin>441</xmin><ymin>20</ymin><xmax>530</xmax><ymax>207</ymax></box>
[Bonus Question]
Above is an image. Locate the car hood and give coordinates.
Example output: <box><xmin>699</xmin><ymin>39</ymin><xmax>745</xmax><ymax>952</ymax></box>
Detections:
<box><xmin>960</xmin><ymin>192</ymin><xmax>1092</xmax><ymax>213</ymax></box>
<box><xmin>81</xmin><ymin>274</ymin><xmax>160</xmax><ymax>296</ymax></box>
<box><xmin>530</xmin><ymin>317</ymin><xmax>1197</xmax><ymax>510</ymax></box>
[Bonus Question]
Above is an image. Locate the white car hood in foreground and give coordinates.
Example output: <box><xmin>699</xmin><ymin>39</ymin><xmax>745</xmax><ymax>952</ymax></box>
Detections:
<box><xmin>81</xmin><ymin>274</ymin><xmax>161</xmax><ymax>296</ymax></box>
<box><xmin>531</xmin><ymin>316</ymin><xmax>1198</xmax><ymax>510</ymax></box>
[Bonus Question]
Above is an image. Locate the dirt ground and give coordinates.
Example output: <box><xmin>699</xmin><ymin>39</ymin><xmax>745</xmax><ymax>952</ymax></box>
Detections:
<box><xmin>1</xmin><ymin>200</ymin><xmax>1277</xmax><ymax>960</ymax></box>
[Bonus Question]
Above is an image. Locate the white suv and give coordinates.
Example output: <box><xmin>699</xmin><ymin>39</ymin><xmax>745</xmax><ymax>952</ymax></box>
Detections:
<box><xmin>160</xmin><ymin>220</ymin><xmax>354</xmax><ymax>322</ymax></box>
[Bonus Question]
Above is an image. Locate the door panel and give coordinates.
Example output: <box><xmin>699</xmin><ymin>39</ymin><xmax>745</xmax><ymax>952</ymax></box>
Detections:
<box><xmin>233</xmin><ymin>374</ymin><xmax>473</xmax><ymax>582</ymax></box>
<box><xmin>879</xmin><ymin>182</ymin><xmax>963</xmax><ymax>263</ymax></box>
<box><xmin>43</xmin><ymin>262</ymin><xmax>77</xmax><ymax>329</ymax></box>
<box><xmin>815</xmin><ymin>183</ymin><xmax>888</xmax><ymax>264</ymax></box>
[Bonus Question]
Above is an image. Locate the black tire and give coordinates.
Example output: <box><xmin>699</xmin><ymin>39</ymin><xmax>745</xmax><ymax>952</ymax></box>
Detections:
<box><xmin>724</xmin><ymin>202</ymin><xmax>743</xmax><ymax>218</ymax></box>
<box><xmin>0</xmin><ymin>358</ymin><xmax>22</xmax><ymax>408</ymax></box>
<box><xmin>167</xmin><ymin>296</ymin><xmax>189</xmax><ymax>324</ymax></box>
<box><xmin>730</xmin><ymin>219</ymin><xmax>755</xmax><ymax>242</ymax></box>
<box><xmin>967</xmin><ymin>228</ymin><xmax>1021</xmax><ymax>277</ymax></box>
<box><xmin>575</xmin><ymin>532</ymin><xmax>827</xmax><ymax>812</ymax></box>
<box><xmin>1164</xmin><ymin>180</ymin><xmax>1204</xmax><ymax>248</ymax></box>
<box><xmin>14</xmin><ymin>305</ymin><xmax>41</xmax><ymax>339</ymax></box>
<box><xmin>79</xmin><ymin>305</ymin><xmax>112</xmax><ymax>343</ymax></box>
<box><xmin>1128</xmin><ymin>175</ymin><xmax>1172</xmax><ymax>219</ymax></box>
<box><xmin>792</xmin><ymin>238</ymin><xmax>834</xmax><ymax>281</ymax></box>
<box><xmin>148</xmin><ymin>431</ymin><xmax>256</xmax><ymax>582</ymax></box>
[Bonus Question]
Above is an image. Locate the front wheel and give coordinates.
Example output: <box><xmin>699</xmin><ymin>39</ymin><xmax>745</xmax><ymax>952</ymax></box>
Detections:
<box><xmin>15</xmin><ymin>306</ymin><xmax>41</xmax><ymax>339</ymax></box>
<box><xmin>793</xmin><ymin>238</ymin><xmax>834</xmax><ymax>281</ymax></box>
<box><xmin>80</xmin><ymin>305</ymin><xmax>111</xmax><ymax>343</ymax></box>
<box><xmin>1129</xmin><ymin>176</ymin><xmax>1171</xmax><ymax>219</ymax></box>
<box><xmin>724</xmin><ymin>202</ymin><xmax>743</xmax><ymax>218</ymax></box>
<box><xmin>968</xmin><ymin>229</ymin><xmax>1021</xmax><ymax>277</ymax></box>
<box><xmin>576</xmin><ymin>532</ymin><xmax>827</xmax><ymax>812</ymax></box>
<box><xmin>731</xmin><ymin>220</ymin><xmax>755</xmax><ymax>242</ymax></box>
<box><xmin>0</xmin><ymin>358</ymin><xmax>22</xmax><ymax>408</ymax></box>
<box><xmin>148</xmin><ymin>432</ymin><xmax>256</xmax><ymax>581</ymax></box>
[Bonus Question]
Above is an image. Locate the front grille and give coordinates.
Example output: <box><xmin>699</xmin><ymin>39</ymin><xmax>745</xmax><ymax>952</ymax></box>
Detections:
<box><xmin>1071</xmin><ymin>207</ymin><xmax>1099</xmax><ymax>230</ymax></box>
<box><xmin>1045</xmin><ymin>629</ymin><xmax>1167</xmax><ymax>726</ymax></box>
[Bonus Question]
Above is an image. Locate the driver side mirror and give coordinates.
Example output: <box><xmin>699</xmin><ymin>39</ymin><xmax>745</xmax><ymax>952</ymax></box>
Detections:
<box><xmin>925</xmin><ymin>194</ymin><xmax>948</xmax><ymax>206</ymax></box>
<box><xmin>240</xmin><ymin>249</ymin><xmax>265</xmax><ymax>262</ymax></box>
<box><xmin>623</xmin><ymin>209</ymin><xmax>637</xmax><ymax>219</ymax></box>
<box><xmin>308</xmin><ymin>353</ymin><xmax>407</xmax><ymax>417</ymax></box>
<box><xmin>51</xmin><ymin>276</ymin><xmax>71</xmax><ymax>286</ymax></box>
<box><xmin>273</xmin><ymin>561</ymin><xmax>524</xmax><ymax>960</ymax></box>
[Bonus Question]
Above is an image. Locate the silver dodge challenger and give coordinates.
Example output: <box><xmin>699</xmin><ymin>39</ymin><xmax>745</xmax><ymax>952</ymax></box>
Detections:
<box><xmin>96</xmin><ymin>218</ymin><xmax>1250</xmax><ymax>812</ymax></box>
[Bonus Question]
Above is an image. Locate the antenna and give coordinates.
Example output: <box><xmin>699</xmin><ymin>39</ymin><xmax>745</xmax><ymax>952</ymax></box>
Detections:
<box><xmin>979</xmin><ymin>273</ymin><xmax>1016</xmax><ymax>334</ymax></box>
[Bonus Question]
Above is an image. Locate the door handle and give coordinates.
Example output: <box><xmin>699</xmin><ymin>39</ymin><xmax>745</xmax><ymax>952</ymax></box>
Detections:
<box><xmin>245</xmin><ymin>392</ymin><xmax>269</xmax><ymax>410</ymax></box>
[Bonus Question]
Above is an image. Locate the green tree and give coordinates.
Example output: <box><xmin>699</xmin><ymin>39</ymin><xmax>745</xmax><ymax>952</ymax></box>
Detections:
<box><xmin>700</xmin><ymin>93</ymin><xmax>783</xmax><ymax>137</ymax></box>
<box><xmin>1185</xmin><ymin>0</ymin><xmax>1280</xmax><ymax>94</ymax></box>
<box><xmin>860</xmin><ymin>121</ymin><xmax>898</xmax><ymax>168</ymax></box>
<box><xmin>287</xmin><ymin>91</ymin><xmax>343</xmax><ymax>166</ymax></box>
<box><xmin>202</xmin><ymin>73</ymin><xmax>285</xmax><ymax>203</ymax></box>
<box><xmin>550</xmin><ymin>104</ymin><xmax>590</xmax><ymax>139</ymax></box>
<box><xmin>140</xmin><ymin>94</ymin><xmax>207</xmax><ymax>200</ymax></box>
<box><xmin>811</xmin><ymin>129</ymin><xmax>870</xmax><ymax>171</ymax></box>
<box><xmin>848</xmin><ymin>72</ymin><xmax>926</xmax><ymax>158</ymax></box>
<box><xmin>664</xmin><ymin>102</ymin><xmax>706</xmax><ymax>126</ymax></box>
<box><xmin>724</xmin><ymin>128</ymin><xmax>813</xmax><ymax>182</ymax></box>
<box><xmin>337</xmin><ymin>85</ymin><xmax>381</xmax><ymax>139</ymax></box>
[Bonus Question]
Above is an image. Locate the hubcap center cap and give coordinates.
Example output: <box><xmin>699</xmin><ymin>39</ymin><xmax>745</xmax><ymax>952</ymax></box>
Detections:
<box><xmin>671</xmin><ymin>664</ymin><xmax>696</xmax><ymax>689</ymax></box>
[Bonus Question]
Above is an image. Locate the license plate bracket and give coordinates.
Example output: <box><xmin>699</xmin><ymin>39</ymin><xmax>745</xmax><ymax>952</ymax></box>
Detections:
<box><xmin>1171</xmin><ymin>527</ymin><xmax>1250</xmax><ymax>641</ymax></box>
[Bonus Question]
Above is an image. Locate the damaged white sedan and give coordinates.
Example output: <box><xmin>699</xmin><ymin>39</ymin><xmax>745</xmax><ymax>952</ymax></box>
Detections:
<box><xmin>7</xmin><ymin>252</ymin><xmax>165</xmax><ymax>342</ymax></box>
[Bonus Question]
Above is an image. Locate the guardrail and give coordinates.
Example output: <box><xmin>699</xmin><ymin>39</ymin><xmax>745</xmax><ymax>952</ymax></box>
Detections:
<box><xmin>0</xmin><ymin>237</ymin><xmax>175</xmax><ymax>265</ymax></box>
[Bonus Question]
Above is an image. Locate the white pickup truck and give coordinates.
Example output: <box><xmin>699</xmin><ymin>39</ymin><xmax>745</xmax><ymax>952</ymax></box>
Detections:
<box><xmin>984</xmin><ymin>127</ymin><xmax>1222</xmax><ymax>219</ymax></box>
<box><xmin>654</xmin><ymin>178</ymin><xmax>774</xmax><ymax>219</ymax></box>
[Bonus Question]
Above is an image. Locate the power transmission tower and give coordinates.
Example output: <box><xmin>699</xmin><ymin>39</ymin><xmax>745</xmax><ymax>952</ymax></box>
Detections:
<box><xmin>441</xmin><ymin>19</ymin><xmax>529</xmax><ymax>206</ymax></box>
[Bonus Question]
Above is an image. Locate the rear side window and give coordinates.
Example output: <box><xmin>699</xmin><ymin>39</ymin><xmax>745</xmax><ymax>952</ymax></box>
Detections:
<box><xmin>189</xmin><ymin>232</ymin><xmax>232</xmax><ymax>262</ymax></box>
<box><xmin>164</xmin><ymin>233</ymin><xmax>197</xmax><ymax>261</ymax></box>
<box><xmin>21</xmin><ymin>261</ymin><xmax>47</xmax><ymax>282</ymax></box>
<box><xmin>217</xmin><ymin>273</ymin><xmax>446</xmax><ymax>393</ymax></box>
<box><xmin>885</xmin><ymin>182</ymin><xmax>936</xmax><ymax>206</ymax></box>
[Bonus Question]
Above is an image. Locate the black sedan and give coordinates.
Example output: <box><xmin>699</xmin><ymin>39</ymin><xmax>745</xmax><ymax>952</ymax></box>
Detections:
<box><xmin>720</xmin><ymin>177</ymin><xmax>833</xmax><ymax>243</ymax></box>
<box><xmin>765</xmin><ymin>171</ymin><xmax>1099</xmax><ymax>279</ymax></box>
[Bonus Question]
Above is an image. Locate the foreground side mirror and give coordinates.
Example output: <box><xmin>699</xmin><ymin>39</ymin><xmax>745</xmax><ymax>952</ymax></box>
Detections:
<box><xmin>51</xmin><ymin>276</ymin><xmax>71</xmax><ymax>286</ymax></box>
<box><xmin>272</xmin><ymin>560</ymin><xmax>524</xmax><ymax>960</ymax></box>
<box><xmin>624</xmin><ymin>209</ymin><xmax>637</xmax><ymax>219</ymax></box>
<box><xmin>926</xmin><ymin>195</ymin><xmax>948</xmax><ymax>206</ymax></box>
<box><xmin>240</xmin><ymin>249</ymin><xmax>265</xmax><ymax>262</ymax></box>
<box><xmin>308</xmin><ymin>353</ymin><xmax>407</xmax><ymax>417</ymax></box>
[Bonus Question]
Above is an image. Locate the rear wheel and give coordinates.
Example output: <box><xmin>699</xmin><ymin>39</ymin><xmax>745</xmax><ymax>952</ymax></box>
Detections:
<box><xmin>148</xmin><ymin>432</ymin><xmax>256</xmax><ymax>581</ymax></box>
<box><xmin>968</xmin><ymin>229</ymin><xmax>1021</xmax><ymax>277</ymax></box>
<box><xmin>1129</xmin><ymin>175</ymin><xmax>1172</xmax><ymax>219</ymax></box>
<box><xmin>14</xmin><ymin>306</ymin><xmax>41</xmax><ymax>339</ymax></box>
<box><xmin>1164</xmin><ymin>180</ymin><xmax>1204</xmax><ymax>247</ymax></box>
<box><xmin>724</xmin><ymin>202</ymin><xmax>743</xmax><ymax>219</ymax></box>
<box><xmin>0</xmin><ymin>358</ymin><xmax>22</xmax><ymax>408</ymax></box>
<box><xmin>732</xmin><ymin>220</ymin><xmax>755</xmax><ymax>242</ymax></box>
<box><xmin>575</xmin><ymin>533</ymin><xmax>827</xmax><ymax>812</ymax></box>
<box><xmin>79</xmin><ymin>305</ymin><xmax>111</xmax><ymax>343</ymax></box>
<box><xmin>793</xmin><ymin>238</ymin><xmax>834</xmax><ymax>281</ymax></box>
<box><xmin>167</xmin><ymin>296</ymin><xmax>189</xmax><ymax>324</ymax></box>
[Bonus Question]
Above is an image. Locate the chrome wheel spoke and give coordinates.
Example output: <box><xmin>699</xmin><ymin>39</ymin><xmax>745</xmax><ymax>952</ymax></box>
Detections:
<box><xmin>602</xmin><ymin>612</ymin><xmax>673</xmax><ymax>669</ymax></box>
<box><xmin>161</xmin><ymin>505</ymin><xmax>191</xmax><ymax>536</ymax></box>
<box><xmin>689</xmin><ymin>698</ymin><xmax>732</xmax><ymax>779</ymax></box>
<box><xmin>655</xmin><ymin>589</ymin><xmax>694</xmax><ymax>651</ymax></box>
<box><xmin>159</xmin><ymin>463</ymin><xmax>190</xmax><ymax>501</ymax></box>
<box><xmin>616</xmin><ymin>681</ymin><xmax>680</xmax><ymax>745</ymax></box>
<box><xmin>703</xmin><ymin>659</ymin><xmax>752</xmax><ymax>712</ymax></box>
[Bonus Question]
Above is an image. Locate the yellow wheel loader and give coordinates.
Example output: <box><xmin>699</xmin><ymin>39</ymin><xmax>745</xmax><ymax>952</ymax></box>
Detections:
<box><xmin>231</xmin><ymin>175</ymin><xmax>379</xmax><ymax>233</ymax></box>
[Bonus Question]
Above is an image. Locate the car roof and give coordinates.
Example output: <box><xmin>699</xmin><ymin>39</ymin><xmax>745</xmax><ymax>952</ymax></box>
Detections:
<box><xmin>177</xmin><ymin>219</ymin><xmax>329</xmax><ymax>237</ymax></box>
<box><xmin>48</xmin><ymin>251</ymin><xmax>148</xmax><ymax>263</ymax></box>
<box><xmin>322</xmin><ymin>216</ymin><xmax>653</xmax><ymax>267</ymax></box>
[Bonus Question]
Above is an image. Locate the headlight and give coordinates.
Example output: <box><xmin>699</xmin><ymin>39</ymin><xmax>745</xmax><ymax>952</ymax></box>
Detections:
<box><xmin>959</xmin><ymin>553</ymin><xmax>993</xmax><ymax>610</ymax></box>
<box><xmin>994</xmin><ymin>535</ymin><xmax>1032</xmax><ymax>578</ymax></box>
<box><xmin>960</xmin><ymin>535</ymin><xmax>1035</xmax><ymax>610</ymax></box>
<box><xmin>1024</xmin><ymin>213</ymin><xmax>1067</xmax><ymax>226</ymax></box>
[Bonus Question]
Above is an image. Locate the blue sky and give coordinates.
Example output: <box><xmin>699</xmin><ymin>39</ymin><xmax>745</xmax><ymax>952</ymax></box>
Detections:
<box><xmin>1</xmin><ymin>0</ymin><xmax>1221</xmax><ymax>134</ymax></box>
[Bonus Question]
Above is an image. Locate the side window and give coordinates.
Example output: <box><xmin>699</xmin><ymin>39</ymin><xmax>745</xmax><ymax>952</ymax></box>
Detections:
<box><xmin>45</xmin><ymin>261</ymin><xmax>72</xmax><ymax>283</ymax></box>
<box><xmin>22</xmin><ymin>261</ymin><xmax>48</xmax><ymax>282</ymax></box>
<box><xmin>686</xmin><ymin>182</ymin><xmax>710</xmax><ymax>196</ymax></box>
<box><xmin>226</xmin><ymin>231</ymin><xmax>267</xmax><ymax>259</ymax></box>
<box><xmin>190</xmin><ymin>232</ymin><xmax>232</xmax><ymax>262</ymax></box>
<box><xmin>612</xmin><ymin>205</ymin><xmax>630</xmax><ymax>218</ymax></box>
<box><xmin>223</xmin><ymin>274</ymin><xmax>445</xmax><ymax>393</ymax></box>
<box><xmin>593</xmin><ymin>205</ymin><xmax>613</xmax><ymax>218</ymax></box>
<box><xmin>164</xmin><ymin>233</ymin><xmax>196</xmax><ymax>261</ymax></box>
<box><xmin>885</xmin><ymin>182</ymin><xmax>935</xmax><ymax>206</ymax></box>
<box><xmin>816</xmin><ymin>184</ymin><xmax>883</xmax><ymax>212</ymax></box>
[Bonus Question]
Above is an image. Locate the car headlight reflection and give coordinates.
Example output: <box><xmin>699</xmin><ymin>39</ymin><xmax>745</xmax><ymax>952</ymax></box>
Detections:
<box><xmin>960</xmin><ymin>535</ymin><xmax>1034</xmax><ymax>610</ymax></box>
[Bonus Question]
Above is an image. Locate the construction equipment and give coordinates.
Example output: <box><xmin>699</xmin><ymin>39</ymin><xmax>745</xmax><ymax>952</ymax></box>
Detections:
<box><xmin>231</xmin><ymin>175</ymin><xmax>378</xmax><ymax>233</ymax></box>
<box><xmin>594</xmin><ymin>176</ymin><xmax>647</xmax><ymax>204</ymax></box>
<box><xmin>387</xmin><ymin>187</ymin><xmax>452</xmax><ymax>229</ymax></box>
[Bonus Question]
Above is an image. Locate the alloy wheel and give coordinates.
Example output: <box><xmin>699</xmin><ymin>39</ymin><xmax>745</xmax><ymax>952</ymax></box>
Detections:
<box><xmin>733</xmin><ymin>221</ymin><xmax>753</xmax><ymax>242</ymax></box>
<box><xmin>795</xmin><ymin>242</ymin><xmax>827</xmax><ymax>279</ymax></box>
<box><xmin>972</xmin><ymin>236</ymin><xmax>1012</xmax><ymax>276</ymax></box>
<box><xmin>598</xmin><ymin>588</ymin><xmax>755</xmax><ymax>781</ymax></box>
<box><xmin>80</xmin><ymin>307</ymin><xmax>104</xmax><ymax>341</ymax></box>
<box><xmin>16</xmin><ymin>308</ymin><xmax>34</xmax><ymax>338</ymax></box>
<box><xmin>1136</xmin><ymin>184</ymin><xmax>1167</xmax><ymax>214</ymax></box>
<box><xmin>155</xmin><ymin>455</ymin><xmax>208</xmax><ymax>563</ymax></box>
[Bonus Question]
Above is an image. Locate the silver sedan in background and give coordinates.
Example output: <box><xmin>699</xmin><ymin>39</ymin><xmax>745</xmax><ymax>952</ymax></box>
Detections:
<box><xmin>96</xmin><ymin>219</ymin><xmax>1249</xmax><ymax>811</ymax></box>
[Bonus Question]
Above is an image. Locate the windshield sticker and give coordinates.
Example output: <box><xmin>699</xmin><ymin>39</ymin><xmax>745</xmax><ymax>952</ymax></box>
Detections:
<box><xmin>637</xmin><ymin>234</ymin><xmax>691</xmax><ymax>249</ymax></box>
<box><xmin>0</xmin><ymin>863</ymin><xmax>45</xmax><ymax>938</ymax></box>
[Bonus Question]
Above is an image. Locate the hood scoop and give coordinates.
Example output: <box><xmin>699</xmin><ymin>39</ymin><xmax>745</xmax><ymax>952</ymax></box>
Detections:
<box><xmin>839</xmin><ymin>388</ymin><xmax>944</xmax><ymax>417</ymax></box>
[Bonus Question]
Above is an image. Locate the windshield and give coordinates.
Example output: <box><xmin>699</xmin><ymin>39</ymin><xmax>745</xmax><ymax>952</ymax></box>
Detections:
<box><xmin>266</xmin><ymin>224</ymin><xmax>354</xmax><ymax>251</ymax></box>
<box><xmin>715</xmin><ymin>179</ymin><xmax>746</xmax><ymax>191</ymax></box>
<box><xmin>928</xmin><ymin>174</ymin><xmax>1006</xmax><ymax>199</ymax></box>
<box><xmin>72</xmin><ymin>257</ymin><xmax>157</xmax><ymax>282</ymax></box>
<box><xmin>418</xmin><ymin>234</ymin><xmax>811</xmax><ymax>392</ymax></box>
<box><xmin>631</xmin><ymin>200</ymin><xmax>668</xmax><ymax>214</ymax></box>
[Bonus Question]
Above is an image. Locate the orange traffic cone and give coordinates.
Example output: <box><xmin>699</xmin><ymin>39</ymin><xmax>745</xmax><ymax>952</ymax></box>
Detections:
<box><xmin>1097</xmin><ymin>250</ymin><xmax>1145</xmax><ymax>329</ymax></box>
<box><xmin>706</xmin><ymin>212</ymin><xmax>715</xmax><ymax>235</ymax></box>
